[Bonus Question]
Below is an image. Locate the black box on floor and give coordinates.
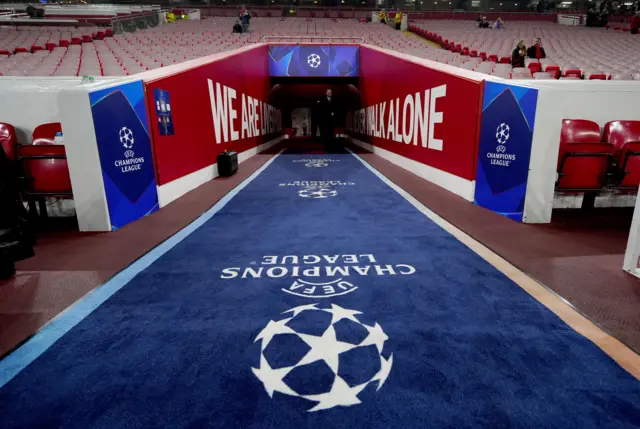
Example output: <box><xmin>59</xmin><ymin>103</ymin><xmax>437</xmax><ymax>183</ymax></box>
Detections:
<box><xmin>217</xmin><ymin>151</ymin><xmax>238</xmax><ymax>177</ymax></box>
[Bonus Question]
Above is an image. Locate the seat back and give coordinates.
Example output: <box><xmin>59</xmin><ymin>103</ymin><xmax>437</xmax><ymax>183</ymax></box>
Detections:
<box><xmin>557</xmin><ymin>120</ymin><xmax>612</xmax><ymax>191</ymax></box>
<box><xmin>560</xmin><ymin>119</ymin><xmax>601</xmax><ymax>146</ymax></box>
<box><xmin>17</xmin><ymin>145</ymin><xmax>72</xmax><ymax>195</ymax></box>
<box><xmin>604</xmin><ymin>121</ymin><xmax>640</xmax><ymax>188</ymax></box>
<box><xmin>32</xmin><ymin>122</ymin><xmax>62</xmax><ymax>145</ymax></box>
<box><xmin>603</xmin><ymin>120</ymin><xmax>640</xmax><ymax>151</ymax></box>
<box><xmin>0</xmin><ymin>122</ymin><xmax>18</xmax><ymax>161</ymax></box>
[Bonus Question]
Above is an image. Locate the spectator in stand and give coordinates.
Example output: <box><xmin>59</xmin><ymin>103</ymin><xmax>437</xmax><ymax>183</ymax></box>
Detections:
<box><xmin>379</xmin><ymin>9</ymin><xmax>388</xmax><ymax>24</ymax></box>
<box><xmin>239</xmin><ymin>6</ymin><xmax>251</xmax><ymax>32</ymax></box>
<box><xmin>494</xmin><ymin>17</ymin><xmax>504</xmax><ymax>29</ymax></box>
<box><xmin>512</xmin><ymin>40</ymin><xmax>527</xmax><ymax>68</ymax></box>
<box><xmin>631</xmin><ymin>11</ymin><xmax>640</xmax><ymax>34</ymax></box>
<box><xmin>394</xmin><ymin>10</ymin><xmax>402</xmax><ymax>30</ymax></box>
<box><xmin>527</xmin><ymin>38</ymin><xmax>546</xmax><ymax>59</ymax></box>
<box><xmin>233</xmin><ymin>19</ymin><xmax>243</xmax><ymax>33</ymax></box>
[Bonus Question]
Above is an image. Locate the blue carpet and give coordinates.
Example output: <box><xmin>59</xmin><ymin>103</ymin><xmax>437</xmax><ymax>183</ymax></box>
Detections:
<box><xmin>1</xmin><ymin>150</ymin><xmax>639</xmax><ymax>428</ymax></box>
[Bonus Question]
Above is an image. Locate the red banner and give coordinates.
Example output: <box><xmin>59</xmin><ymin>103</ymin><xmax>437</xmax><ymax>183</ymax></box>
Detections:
<box><xmin>145</xmin><ymin>45</ymin><xmax>282</xmax><ymax>186</ymax></box>
<box><xmin>350</xmin><ymin>46</ymin><xmax>482</xmax><ymax>181</ymax></box>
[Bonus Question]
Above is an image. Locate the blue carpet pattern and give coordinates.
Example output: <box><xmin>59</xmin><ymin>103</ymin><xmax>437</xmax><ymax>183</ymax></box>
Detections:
<box><xmin>1</xmin><ymin>150</ymin><xmax>639</xmax><ymax>428</ymax></box>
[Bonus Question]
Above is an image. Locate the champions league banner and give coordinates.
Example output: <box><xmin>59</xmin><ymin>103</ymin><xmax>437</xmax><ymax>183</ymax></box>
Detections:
<box><xmin>89</xmin><ymin>81</ymin><xmax>159</xmax><ymax>230</ymax></box>
<box><xmin>2</xmin><ymin>150</ymin><xmax>639</xmax><ymax>428</ymax></box>
<box><xmin>269</xmin><ymin>45</ymin><xmax>359</xmax><ymax>77</ymax></box>
<box><xmin>474</xmin><ymin>81</ymin><xmax>538</xmax><ymax>222</ymax></box>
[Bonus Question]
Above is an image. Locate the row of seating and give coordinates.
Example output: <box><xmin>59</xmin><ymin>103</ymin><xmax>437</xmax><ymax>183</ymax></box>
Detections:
<box><xmin>410</xmin><ymin>20</ymin><xmax>640</xmax><ymax>80</ymax></box>
<box><xmin>0</xmin><ymin>122</ymin><xmax>72</xmax><ymax>218</ymax></box>
<box><xmin>557</xmin><ymin>119</ymin><xmax>640</xmax><ymax>192</ymax></box>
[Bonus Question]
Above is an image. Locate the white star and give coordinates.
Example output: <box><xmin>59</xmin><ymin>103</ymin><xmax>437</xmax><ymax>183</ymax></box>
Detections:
<box><xmin>359</xmin><ymin>323</ymin><xmax>389</xmax><ymax>354</ymax></box>
<box><xmin>304</xmin><ymin>375</ymin><xmax>368</xmax><ymax>412</ymax></box>
<box><xmin>282</xmin><ymin>303</ymin><xmax>318</xmax><ymax>318</ymax></box>
<box><xmin>252</xmin><ymin>354</ymin><xmax>297</xmax><ymax>398</ymax></box>
<box><xmin>254</xmin><ymin>317</ymin><xmax>294</xmax><ymax>350</ymax></box>
<box><xmin>297</xmin><ymin>325</ymin><xmax>356</xmax><ymax>373</ymax></box>
<box><xmin>323</xmin><ymin>303</ymin><xmax>363</xmax><ymax>324</ymax></box>
<box><xmin>371</xmin><ymin>354</ymin><xmax>393</xmax><ymax>391</ymax></box>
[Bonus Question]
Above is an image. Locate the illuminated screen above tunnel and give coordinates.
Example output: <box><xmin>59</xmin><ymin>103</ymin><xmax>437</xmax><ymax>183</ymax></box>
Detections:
<box><xmin>268</xmin><ymin>45</ymin><xmax>359</xmax><ymax>77</ymax></box>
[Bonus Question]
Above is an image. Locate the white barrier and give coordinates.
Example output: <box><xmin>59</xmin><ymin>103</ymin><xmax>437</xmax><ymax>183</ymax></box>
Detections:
<box><xmin>557</xmin><ymin>14</ymin><xmax>585</xmax><ymax>26</ymax></box>
<box><xmin>624</xmin><ymin>187</ymin><xmax>640</xmax><ymax>278</ymax></box>
<box><xmin>520</xmin><ymin>80</ymin><xmax>640</xmax><ymax>223</ymax></box>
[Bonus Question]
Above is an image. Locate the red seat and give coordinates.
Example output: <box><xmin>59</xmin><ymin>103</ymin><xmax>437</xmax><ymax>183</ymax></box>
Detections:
<box><xmin>556</xmin><ymin>119</ymin><xmax>613</xmax><ymax>191</ymax></box>
<box><xmin>528</xmin><ymin>62</ymin><xmax>542</xmax><ymax>74</ymax></box>
<box><xmin>563</xmin><ymin>69</ymin><xmax>582</xmax><ymax>78</ymax></box>
<box><xmin>32</xmin><ymin>122</ymin><xmax>62</xmax><ymax>145</ymax></box>
<box><xmin>603</xmin><ymin>120</ymin><xmax>640</xmax><ymax>188</ymax></box>
<box><xmin>499</xmin><ymin>56</ymin><xmax>510</xmax><ymax>64</ymax></box>
<box><xmin>0</xmin><ymin>123</ymin><xmax>18</xmax><ymax>161</ymax></box>
<box><xmin>488</xmin><ymin>54</ymin><xmax>498</xmax><ymax>62</ymax></box>
<box><xmin>589</xmin><ymin>74</ymin><xmax>607</xmax><ymax>80</ymax></box>
<box><xmin>17</xmin><ymin>145</ymin><xmax>72</xmax><ymax>196</ymax></box>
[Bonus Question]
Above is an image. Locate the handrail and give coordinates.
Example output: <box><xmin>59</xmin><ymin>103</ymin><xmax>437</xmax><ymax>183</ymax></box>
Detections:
<box><xmin>262</xmin><ymin>35</ymin><xmax>364</xmax><ymax>43</ymax></box>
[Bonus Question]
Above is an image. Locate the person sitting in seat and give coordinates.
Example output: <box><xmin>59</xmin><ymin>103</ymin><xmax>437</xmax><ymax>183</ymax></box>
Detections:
<box><xmin>527</xmin><ymin>38</ymin><xmax>546</xmax><ymax>59</ymax></box>
<box><xmin>233</xmin><ymin>19</ymin><xmax>243</xmax><ymax>33</ymax></box>
<box><xmin>480</xmin><ymin>16</ymin><xmax>490</xmax><ymax>28</ymax></box>
<box><xmin>166</xmin><ymin>12</ymin><xmax>176</xmax><ymax>23</ymax></box>
<box><xmin>494</xmin><ymin>17</ymin><xmax>504</xmax><ymax>29</ymax></box>
<box><xmin>512</xmin><ymin>40</ymin><xmax>527</xmax><ymax>68</ymax></box>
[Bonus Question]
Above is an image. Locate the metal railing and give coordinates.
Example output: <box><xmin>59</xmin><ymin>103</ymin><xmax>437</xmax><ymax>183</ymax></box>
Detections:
<box><xmin>263</xmin><ymin>35</ymin><xmax>365</xmax><ymax>43</ymax></box>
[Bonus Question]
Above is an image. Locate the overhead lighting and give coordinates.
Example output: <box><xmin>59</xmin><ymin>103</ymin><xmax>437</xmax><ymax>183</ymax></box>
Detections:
<box><xmin>561</xmin><ymin>1</ymin><xmax>572</xmax><ymax>3</ymax></box>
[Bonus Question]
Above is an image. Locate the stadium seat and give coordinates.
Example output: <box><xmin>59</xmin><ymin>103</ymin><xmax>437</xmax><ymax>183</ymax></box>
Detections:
<box><xmin>32</xmin><ymin>123</ymin><xmax>62</xmax><ymax>145</ymax></box>
<box><xmin>556</xmin><ymin>119</ymin><xmax>614</xmax><ymax>191</ymax></box>
<box><xmin>0</xmin><ymin>123</ymin><xmax>18</xmax><ymax>161</ymax></box>
<box><xmin>603</xmin><ymin>121</ymin><xmax>640</xmax><ymax>189</ymax></box>
<box><xmin>17</xmin><ymin>144</ymin><xmax>72</xmax><ymax>218</ymax></box>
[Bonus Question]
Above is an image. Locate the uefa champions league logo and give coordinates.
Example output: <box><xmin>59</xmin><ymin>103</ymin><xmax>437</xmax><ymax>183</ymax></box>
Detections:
<box><xmin>298</xmin><ymin>186</ymin><xmax>337</xmax><ymax>199</ymax></box>
<box><xmin>495</xmin><ymin>123</ymin><xmax>510</xmax><ymax>153</ymax></box>
<box><xmin>119</xmin><ymin>126</ymin><xmax>135</xmax><ymax>158</ymax></box>
<box><xmin>307</xmin><ymin>53</ymin><xmax>322</xmax><ymax>69</ymax></box>
<box><xmin>252</xmin><ymin>304</ymin><xmax>393</xmax><ymax>412</ymax></box>
<box><xmin>305</xmin><ymin>160</ymin><xmax>328</xmax><ymax>168</ymax></box>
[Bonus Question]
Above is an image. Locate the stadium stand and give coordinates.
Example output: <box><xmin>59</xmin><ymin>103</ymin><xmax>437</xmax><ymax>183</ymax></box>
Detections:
<box><xmin>409</xmin><ymin>20</ymin><xmax>640</xmax><ymax>80</ymax></box>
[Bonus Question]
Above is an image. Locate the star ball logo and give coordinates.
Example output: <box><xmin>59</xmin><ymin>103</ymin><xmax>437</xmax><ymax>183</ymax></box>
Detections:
<box><xmin>293</xmin><ymin>158</ymin><xmax>340</xmax><ymax>168</ymax></box>
<box><xmin>252</xmin><ymin>303</ymin><xmax>393</xmax><ymax>412</ymax></box>
<box><xmin>279</xmin><ymin>180</ymin><xmax>354</xmax><ymax>200</ymax></box>
<box><xmin>307</xmin><ymin>53</ymin><xmax>321</xmax><ymax>69</ymax></box>
<box><xmin>220</xmin><ymin>254</ymin><xmax>416</xmax><ymax>299</ymax></box>
<box><xmin>114</xmin><ymin>126</ymin><xmax>145</xmax><ymax>173</ymax></box>
<box><xmin>298</xmin><ymin>187</ymin><xmax>337</xmax><ymax>199</ymax></box>
<box><xmin>486</xmin><ymin>122</ymin><xmax>516</xmax><ymax>167</ymax></box>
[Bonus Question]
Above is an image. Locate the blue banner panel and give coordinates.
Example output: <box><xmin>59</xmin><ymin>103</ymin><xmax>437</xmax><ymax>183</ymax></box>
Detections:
<box><xmin>153</xmin><ymin>88</ymin><xmax>175</xmax><ymax>136</ymax></box>
<box><xmin>474</xmin><ymin>82</ymin><xmax>538</xmax><ymax>222</ymax></box>
<box><xmin>89</xmin><ymin>81</ymin><xmax>159</xmax><ymax>230</ymax></box>
<box><xmin>269</xmin><ymin>45</ymin><xmax>359</xmax><ymax>77</ymax></box>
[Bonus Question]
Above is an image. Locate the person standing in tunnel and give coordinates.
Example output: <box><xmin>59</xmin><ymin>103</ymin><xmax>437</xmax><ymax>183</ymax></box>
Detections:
<box><xmin>317</xmin><ymin>88</ymin><xmax>335</xmax><ymax>150</ymax></box>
